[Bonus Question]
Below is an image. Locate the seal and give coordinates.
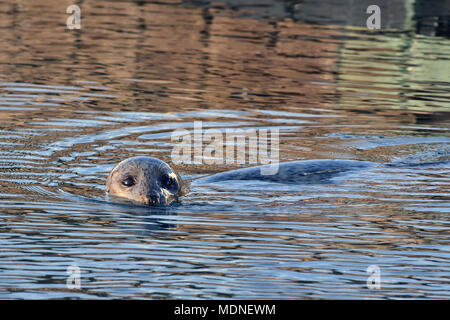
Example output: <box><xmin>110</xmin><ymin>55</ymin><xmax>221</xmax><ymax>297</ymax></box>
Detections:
<box><xmin>106</xmin><ymin>156</ymin><xmax>187</xmax><ymax>206</ymax></box>
<box><xmin>106</xmin><ymin>156</ymin><xmax>374</xmax><ymax>206</ymax></box>
<box><xmin>196</xmin><ymin>159</ymin><xmax>373</xmax><ymax>184</ymax></box>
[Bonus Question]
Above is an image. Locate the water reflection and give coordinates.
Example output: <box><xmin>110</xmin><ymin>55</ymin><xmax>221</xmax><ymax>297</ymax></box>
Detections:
<box><xmin>0</xmin><ymin>0</ymin><xmax>449</xmax><ymax>299</ymax></box>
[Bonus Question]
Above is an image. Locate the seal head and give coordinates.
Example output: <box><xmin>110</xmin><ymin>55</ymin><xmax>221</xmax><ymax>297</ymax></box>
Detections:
<box><xmin>106</xmin><ymin>156</ymin><xmax>186</xmax><ymax>206</ymax></box>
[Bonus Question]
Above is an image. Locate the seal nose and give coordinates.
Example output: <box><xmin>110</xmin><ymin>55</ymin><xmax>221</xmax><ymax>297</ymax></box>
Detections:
<box><xmin>147</xmin><ymin>194</ymin><xmax>160</xmax><ymax>206</ymax></box>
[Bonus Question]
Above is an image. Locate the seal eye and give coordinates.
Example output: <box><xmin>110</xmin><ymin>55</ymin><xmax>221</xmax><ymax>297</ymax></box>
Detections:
<box><xmin>121</xmin><ymin>176</ymin><xmax>135</xmax><ymax>187</ymax></box>
<box><xmin>161</xmin><ymin>174</ymin><xmax>174</xmax><ymax>187</ymax></box>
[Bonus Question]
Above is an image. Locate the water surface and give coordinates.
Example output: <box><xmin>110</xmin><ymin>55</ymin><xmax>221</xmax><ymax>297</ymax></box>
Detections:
<box><xmin>0</xmin><ymin>0</ymin><xmax>449</xmax><ymax>299</ymax></box>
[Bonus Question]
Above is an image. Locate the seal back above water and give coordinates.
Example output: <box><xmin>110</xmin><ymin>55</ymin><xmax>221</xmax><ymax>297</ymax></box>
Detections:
<box><xmin>195</xmin><ymin>160</ymin><xmax>374</xmax><ymax>185</ymax></box>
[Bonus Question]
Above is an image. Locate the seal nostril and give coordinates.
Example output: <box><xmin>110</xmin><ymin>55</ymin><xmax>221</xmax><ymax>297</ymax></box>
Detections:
<box><xmin>148</xmin><ymin>194</ymin><xmax>159</xmax><ymax>206</ymax></box>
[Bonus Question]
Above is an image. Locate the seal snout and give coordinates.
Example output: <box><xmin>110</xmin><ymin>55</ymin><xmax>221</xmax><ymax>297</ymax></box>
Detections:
<box><xmin>147</xmin><ymin>194</ymin><xmax>160</xmax><ymax>206</ymax></box>
<box><xmin>142</xmin><ymin>191</ymin><xmax>165</xmax><ymax>206</ymax></box>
